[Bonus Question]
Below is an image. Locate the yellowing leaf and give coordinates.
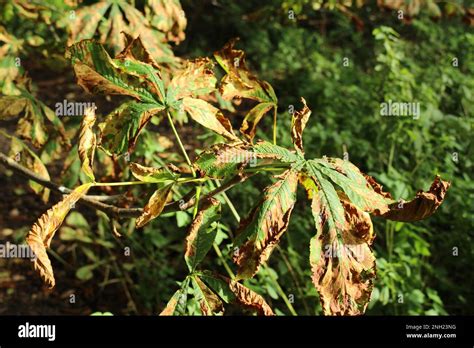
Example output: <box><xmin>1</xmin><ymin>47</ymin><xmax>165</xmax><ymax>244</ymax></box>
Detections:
<box><xmin>136</xmin><ymin>183</ymin><xmax>174</xmax><ymax>228</ymax></box>
<box><xmin>167</xmin><ymin>58</ymin><xmax>216</xmax><ymax>102</ymax></box>
<box><xmin>181</xmin><ymin>97</ymin><xmax>239</xmax><ymax>141</ymax></box>
<box><xmin>26</xmin><ymin>183</ymin><xmax>93</xmax><ymax>288</ymax></box>
<box><xmin>130</xmin><ymin>162</ymin><xmax>177</xmax><ymax>183</ymax></box>
<box><xmin>234</xmin><ymin>170</ymin><xmax>298</xmax><ymax>279</ymax></box>
<box><xmin>291</xmin><ymin>97</ymin><xmax>311</xmax><ymax>154</ymax></box>
<box><xmin>145</xmin><ymin>0</ymin><xmax>187</xmax><ymax>44</ymax></box>
<box><xmin>78</xmin><ymin>106</ymin><xmax>96</xmax><ymax>181</ymax></box>
<box><xmin>214</xmin><ymin>39</ymin><xmax>278</xmax><ymax>141</ymax></box>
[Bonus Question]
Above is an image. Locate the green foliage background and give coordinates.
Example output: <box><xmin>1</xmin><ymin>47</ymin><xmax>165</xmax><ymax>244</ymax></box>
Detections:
<box><xmin>0</xmin><ymin>0</ymin><xmax>472</xmax><ymax>315</ymax></box>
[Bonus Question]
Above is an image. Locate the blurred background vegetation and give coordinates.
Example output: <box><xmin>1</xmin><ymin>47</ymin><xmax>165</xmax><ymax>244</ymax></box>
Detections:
<box><xmin>0</xmin><ymin>0</ymin><xmax>472</xmax><ymax>315</ymax></box>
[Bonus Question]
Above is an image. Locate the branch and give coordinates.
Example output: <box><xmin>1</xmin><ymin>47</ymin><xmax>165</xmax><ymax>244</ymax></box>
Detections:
<box><xmin>0</xmin><ymin>152</ymin><xmax>250</xmax><ymax>219</ymax></box>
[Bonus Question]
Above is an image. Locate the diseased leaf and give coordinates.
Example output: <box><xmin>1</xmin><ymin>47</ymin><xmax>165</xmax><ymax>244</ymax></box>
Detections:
<box><xmin>184</xmin><ymin>198</ymin><xmax>221</xmax><ymax>272</ymax></box>
<box><xmin>136</xmin><ymin>183</ymin><xmax>174</xmax><ymax>228</ymax></box>
<box><xmin>214</xmin><ymin>39</ymin><xmax>277</xmax><ymax>141</ymax></box>
<box><xmin>78</xmin><ymin>106</ymin><xmax>96</xmax><ymax>181</ymax></box>
<box><xmin>65</xmin><ymin>1</ymin><xmax>179</xmax><ymax>64</ymax></box>
<box><xmin>26</xmin><ymin>183</ymin><xmax>93</xmax><ymax>288</ymax></box>
<box><xmin>160</xmin><ymin>278</ymin><xmax>189</xmax><ymax>316</ymax></box>
<box><xmin>310</xmin><ymin>159</ymin><xmax>389</xmax><ymax>214</ymax></box>
<box><xmin>181</xmin><ymin>97</ymin><xmax>239</xmax><ymax>141</ymax></box>
<box><xmin>192</xmin><ymin>275</ymin><xmax>224</xmax><ymax>316</ymax></box>
<box><xmin>377</xmin><ymin>175</ymin><xmax>450</xmax><ymax>221</ymax></box>
<box><xmin>233</xmin><ymin>170</ymin><xmax>298</xmax><ymax>279</ymax></box>
<box><xmin>240</xmin><ymin>102</ymin><xmax>274</xmax><ymax>141</ymax></box>
<box><xmin>290</xmin><ymin>97</ymin><xmax>311</xmax><ymax>154</ymax></box>
<box><xmin>145</xmin><ymin>0</ymin><xmax>187</xmax><ymax>44</ymax></box>
<box><xmin>1</xmin><ymin>131</ymin><xmax>50</xmax><ymax>203</ymax></box>
<box><xmin>226</xmin><ymin>277</ymin><xmax>274</xmax><ymax>316</ymax></box>
<box><xmin>98</xmin><ymin>101</ymin><xmax>165</xmax><ymax>154</ymax></box>
<box><xmin>166</xmin><ymin>58</ymin><xmax>216</xmax><ymax>103</ymax></box>
<box><xmin>194</xmin><ymin>143</ymin><xmax>254</xmax><ymax>179</ymax></box>
<box><xmin>309</xmin><ymin>188</ymin><xmax>376</xmax><ymax>316</ymax></box>
<box><xmin>253</xmin><ymin>141</ymin><xmax>301</xmax><ymax>163</ymax></box>
<box><xmin>200</xmin><ymin>272</ymin><xmax>274</xmax><ymax>316</ymax></box>
<box><xmin>130</xmin><ymin>162</ymin><xmax>178</xmax><ymax>183</ymax></box>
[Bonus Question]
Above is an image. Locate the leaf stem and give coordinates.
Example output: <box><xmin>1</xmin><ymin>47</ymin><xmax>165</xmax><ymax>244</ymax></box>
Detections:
<box><xmin>166</xmin><ymin>110</ymin><xmax>196</xmax><ymax>176</ymax></box>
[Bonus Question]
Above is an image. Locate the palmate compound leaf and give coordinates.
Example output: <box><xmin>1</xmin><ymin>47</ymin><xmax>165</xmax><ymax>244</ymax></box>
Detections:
<box><xmin>304</xmin><ymin>160</ymin><xmax>450</xmax><ymax>315</ymax></box>
<box><xmin>64</xmin><ymin>0</ymin><xmax>179</xmax><ymax>65</ymax></box>
<box><xmin>66</xmin><ymin>38</ymin><xmax>166</xmax><ymax>154</ymax></box>
<box><xmin>199</xmin><ymin>272</ymin><xmax>274</xmax><ymax>316</ymax></box>
<box><xmin>214</xmin><ymin>39</ymin><xmax>278</xmax><ymax>141</ymax></box>
<box><xmin>184</xmin><ymin>198</ymin><xmax>221</xmax><ymax>272</ymax></box>
<box><xmin>26</xmin><ymin>183</ymin><xmax>93</xmax><ymax>288</ymax></box>
<box><xmin>78</xmin><ymin>106</ymin><xmax>97</xmax><ymax>181</ymax></box>
<box><xmin>233</xmin><ymin>170</ymin><xmax>298</xmax><ymax>279</ymax></box>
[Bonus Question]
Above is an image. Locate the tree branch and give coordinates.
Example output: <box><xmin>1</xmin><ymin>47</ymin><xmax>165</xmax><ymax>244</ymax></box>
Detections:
<box><xmin>0</xmin><ymin>151</ymin><xmax>250</xmax><ymax>220</ymax></box>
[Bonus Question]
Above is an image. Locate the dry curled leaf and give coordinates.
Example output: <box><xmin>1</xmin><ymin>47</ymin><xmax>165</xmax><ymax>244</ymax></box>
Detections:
<box><xmin>291</xmin><ymin>97</ymin><xmax>311</xmax><ymax>154</ymax></box>
<box><xmin>136</xmin><ymin>183</ymin><xmax>174</xmax><ymax>228</ymax></box>
<box><xmin>378</xmin><ymin>175</ymin><xmax>450</xmax><ymax>221</ymax></box>
<box><xmin>26</xmin><ymin>183</ymin><xmax>92</xmax><ymax>288</ymax></box>
<box><xmin>78</xmin><ymin>106</ymin><xmax>97</xmax><ymax>181</ymax></box>
<box><xmin>192</xmin><ymin>276</ymin><xmax>224</xmax><ymax>316</ymax></box>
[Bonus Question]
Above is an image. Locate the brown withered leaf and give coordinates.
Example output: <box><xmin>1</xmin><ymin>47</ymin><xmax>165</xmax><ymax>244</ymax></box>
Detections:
<box><xmin>378</xmin><ymin>175</ymin><xmax>450</xmax><ymax>221</ymax></box>
<box><xmin>26</xmin><ymin>183</ymin><xmax>92</xmax><ymax>288</ymax></box>
<box><xmin>233</xmin><ymin>170</ymin><xmax>298</xmax><ymax>279</ymax></box>
<box><xmin>310</xmin><ymin>189</ymin><xmax>376</xmax><ymax>316</ymax></box>
<box><xmin>291</xmin><ymin>97</ymin><xmax>311</xmax><ymax>154</ymax></box>
<box><xmin>136</xmin><ymin>183</ymin><xmax>174</xmax><ymax>228</ymax></box>
<box><xmin>226</xmin><ymin>277</ymin><xmax>274</xmax><ymax>316</ymax></box>
<box><xmin>214</xmin><ymin>39</ymin><xmax>277</xmax><ymax>141</ymax></box>
<box><xmin>78</xmin><ymin>106</ymin><xmax>96</xmax><ymax>181</ymax></box>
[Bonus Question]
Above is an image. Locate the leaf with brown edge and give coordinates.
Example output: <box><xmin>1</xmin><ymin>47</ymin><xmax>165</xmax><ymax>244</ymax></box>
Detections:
<box><xmin>199</xmin><ymin>272</ymin><xmax>274</xmax><ymax>316</ymax></box>
<box><xmin>309</xmin><ymin>188</ymin><xmax>376</xmax><ymax>316</ymax></box>
<box><xmin>240</xmin><ymin>102</ymin><xmax>274</xmax><ymax>142</ymax></box>
<box><xmin>181</xmin><ymin>97</ymin><xmax>239</xmax><ymax>141</ymax></box>
<box><xmin>377</xmin><ymin>175</ymin><xmax>450</xmax><ymax>222</ymax></box>
<box><xmin>166</xmin><ymin>58</ymin><xmax>216</xmax><ymax>103</ymax></box>
<box><xmin>184</xmin><ymin>198</ymin><xmax>221</xmax><ymax>272</ymax></box>
<box><xmin>160</xmin><ymin>277</ymin><xmax>190</xmax><ymax>316</ymax></box>
<box><xmin>26</xmin><ymin>183</ymin><xmax>93</xmax><ymax>288</ymax></box>
<box><xmin>145</xmin><ymin>0</ymin><xmax>187</xmax><ymax>44</ymax></box>
<box><xmin>227</xmin><ymin>278</ymin><xmax>274</xmax><ymax>316</ymax></box>
<box><xmin>214</xmin><ymin>39</ymin><xmax>277</xmax><ymax>141</ymax></box>
<box><xmin>194</xmin><ymin>143</ymin><xmax>255</xmax><ymax>179</ymax></box>
<box><xmin>233</xmin><ymin>170</ymin><xmax>298</xmax><ymax>279</ymax></box>
<box><xmin>291</xmin><ymin>97</ymin><xmax>311</xmax><ymax>154</ymax></box>
<box><xmin>78</xmin><ymin>106</ymin><xmax>97</xmax><ymax>181</ymax></box>
<box><xmin>136</xmin><ymin>183</ymin><xmax>174</xmax><ymax>228</ymax></box>
<box><xmin>192</xmin><ymin>275</ymin><xmax>224</xmax><ymax>316</ymax></box>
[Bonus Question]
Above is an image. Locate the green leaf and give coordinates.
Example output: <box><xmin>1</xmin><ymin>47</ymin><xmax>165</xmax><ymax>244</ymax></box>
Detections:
<box><xmin>184</xmin><ymin>199</ymin><xmax>221</xmax><ymax>272</ymax></box>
